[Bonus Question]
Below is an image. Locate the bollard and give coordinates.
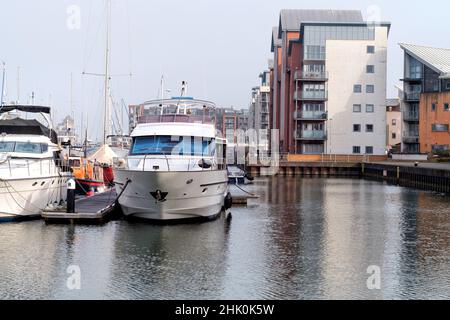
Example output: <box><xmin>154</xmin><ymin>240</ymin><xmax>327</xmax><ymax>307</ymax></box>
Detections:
<box><xmin>67</xmin><ymin>178</ymin><xmax>76</xmax><ymax>213</ymax></box>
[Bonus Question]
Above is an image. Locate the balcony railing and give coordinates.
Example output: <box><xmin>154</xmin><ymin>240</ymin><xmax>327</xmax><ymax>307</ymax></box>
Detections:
<box><xmin>294</xmin><ymin>90</ymin><xmax>328</xmax><ymax>101</ymax></box>
<box><xmin>295</xmin><ymin>130</ymin><xmax>327</xmax><ymax>140</ymax></box>
<box><xmin>294</xmin><ymin>70</ymin><xmax>328</xmax><ymax>81</ymax></box>
<box><xmin>294</xmin><ymin>111</ymin><xmax>327</xmax><ymax>120</ymax></box>
<box><xmin>403</xmin><ymin>111</ymin><xmax>419</xmax><ymax>122</ymax></box>
<box><xmin>403</xmin><ymin>132</ymin><xmax>419</xmax><ymax>144</ymax></box>
<box><xmin>405</xmin><ymin>92</ymin><xmax>420</xmax><ymax>101</ymax></box>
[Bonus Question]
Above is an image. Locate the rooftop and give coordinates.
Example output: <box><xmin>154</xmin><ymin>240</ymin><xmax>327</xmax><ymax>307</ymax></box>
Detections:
<box><xmin>278</xmin><ymin>9</ymin><xmax>363</xmax><ymax>37</ymax></box>
<box><xmin>400</xmin><ymin>43</ymin><xmax>450</xmax><ymax>77</ymax></box>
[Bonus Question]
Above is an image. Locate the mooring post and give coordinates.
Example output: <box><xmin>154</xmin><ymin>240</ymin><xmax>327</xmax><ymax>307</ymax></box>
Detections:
<box><xmin>67</xmin><ymin>178</ymin><xmax>76</xmax><ymax>214</ymax></box>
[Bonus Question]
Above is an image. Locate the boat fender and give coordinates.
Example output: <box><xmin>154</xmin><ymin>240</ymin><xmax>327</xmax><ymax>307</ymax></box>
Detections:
<box><xmin>224</xmin><ymin>192</ymin><xmax>232</xmax><ymax>210</ymax></box>
<box><xmin>198</xmin><ymin>159</ymin><xmax>212</xmax><ymax>169</ymax></box>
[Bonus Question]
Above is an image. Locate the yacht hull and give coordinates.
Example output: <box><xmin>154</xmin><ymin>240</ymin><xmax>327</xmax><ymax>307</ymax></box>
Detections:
<box><xmin>114</xmin><ymin>169</ymin><xmax>228</xmax><ymax>221</ymax></box>
<box><xmin>0</xmin><ymin>175</ymin><xmax>70</xmax><ymax>219</ymax></box>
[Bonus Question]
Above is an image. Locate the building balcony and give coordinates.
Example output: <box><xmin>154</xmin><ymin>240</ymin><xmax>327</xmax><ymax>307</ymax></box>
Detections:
<box><xmin>403</xmin><ymin>112</ymin><xmax>419</xmax><ymax>122</ymax></box>
<box><xmin>294</xmin><ymin>111</ymin><xmax>327</xmax><ymax>121</ymax></box>
<box><xmin>295</xmin><ymin>130</ymin><xmax>327</xmax><ymax>140</ymax></box>
<box><xmin>294</xmin><ymin>90</ymin><xmax>328</xmax><ymax>101</ymax></box>
<box><xmin>405</xmin><ymin>92</ymin><xmax>420</xmax><ymax>101</ymax></box>
<box><xmin>403</xmin><ymin>132</ymin><xmax>420</xmax><ymax>144</ymax></box>
<box><xmin>294</xmin><ymin>70</ymin><xmax>328</xmax><ymax>82</ymax></box>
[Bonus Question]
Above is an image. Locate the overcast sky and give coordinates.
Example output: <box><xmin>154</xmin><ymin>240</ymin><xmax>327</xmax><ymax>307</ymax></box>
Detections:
<box><xmin>0</xmin><ymin>0</ymin><xmax>448</xmax><ymax>140</ymax></box>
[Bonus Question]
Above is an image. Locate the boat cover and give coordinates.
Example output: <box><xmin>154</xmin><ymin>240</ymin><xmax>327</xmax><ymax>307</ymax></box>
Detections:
<box><xmin>0</xmin><ymin>118</ymin><xmax>58</xmax><ymax>144</ymax></box>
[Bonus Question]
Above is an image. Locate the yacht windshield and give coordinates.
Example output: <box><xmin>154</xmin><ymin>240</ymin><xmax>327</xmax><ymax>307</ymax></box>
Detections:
<box><xmin>131</xmin><ymin>136</ymin><xmax>215</xmax><ymax>157</ymax></box>
<box><xmin>0</xmin><ymin>141</ymin><xmax>48</xmax><ymax>154</ymax></box>
<box><xmin>0</xmin><ymin>142</ymin><xmax>15</xmax><ymax>152</ymax></box>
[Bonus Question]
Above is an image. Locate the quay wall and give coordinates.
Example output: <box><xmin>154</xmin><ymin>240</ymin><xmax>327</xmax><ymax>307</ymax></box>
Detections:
<box><xmin>247</xmin><ymin>162</ymin><xmax>450</xmax><ymax>194</ymax></box>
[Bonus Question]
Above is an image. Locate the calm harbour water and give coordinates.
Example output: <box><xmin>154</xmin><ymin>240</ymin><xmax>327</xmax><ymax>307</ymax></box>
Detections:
<box><xmin>1</xmin><ymin>177</ymin><xmax>450</xmax><ymax>300</ymax></box>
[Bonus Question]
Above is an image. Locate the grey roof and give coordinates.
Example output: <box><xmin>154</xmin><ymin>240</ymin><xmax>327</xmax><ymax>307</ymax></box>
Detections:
<box><xmin>278</xmin><ymin>9</ymin><xmax>363</xmax><ymax>36</ymax></box>
<box><xmin>400</xmin><ymin>43</ymin><xmax>450</xmax><ymax>77</ymax></box>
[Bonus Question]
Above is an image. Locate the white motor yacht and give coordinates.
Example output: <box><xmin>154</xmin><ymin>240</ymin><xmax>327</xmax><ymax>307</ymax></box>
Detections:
<box><xmin>114</xmin><ymin>98</ymin><xmax>230</xmax><ymax>221</ymax></box>
<box><xmin>0</xmin><ymin>105</ymin><xmax>71</xmax><ymax>221</ymax></box>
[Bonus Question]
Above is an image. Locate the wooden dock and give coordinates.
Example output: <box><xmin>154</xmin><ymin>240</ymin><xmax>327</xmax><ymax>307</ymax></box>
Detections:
<box><xmin>42</xmin><ymin>189</ymin><xmax>118</xmax><ymax>224</ymax></box>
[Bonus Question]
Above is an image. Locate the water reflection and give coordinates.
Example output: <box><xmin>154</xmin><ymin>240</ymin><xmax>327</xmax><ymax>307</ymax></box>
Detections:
<box><xmin>1</xmin><ymin>177</ymin><xmax>450</xmax><ymax>299</ymax></box>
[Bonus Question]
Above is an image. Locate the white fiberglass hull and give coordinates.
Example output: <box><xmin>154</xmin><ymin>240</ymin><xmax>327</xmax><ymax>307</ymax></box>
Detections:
<box><xmin>0</xmin><ymin>175</ymin><xmax>70</xmax><ymax>219</ymax></box>
<box><xmin>114</xmin><ymin>169</ymin><xmax>228</xmax><ymax>221</ymax></box>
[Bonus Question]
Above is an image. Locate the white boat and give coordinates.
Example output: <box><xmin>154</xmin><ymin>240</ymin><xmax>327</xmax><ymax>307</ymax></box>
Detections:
<box><xmin>0</xmin><ymin>105</ymin><xmax>71</xmax><ymax>221</ymax></box>
<box><xmin>114</xmin><ymin>97</ymin><xmax>231</xmax><ymax>221</ymax></box>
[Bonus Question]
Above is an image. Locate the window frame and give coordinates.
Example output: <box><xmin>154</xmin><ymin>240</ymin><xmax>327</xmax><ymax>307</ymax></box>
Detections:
<box><xmin>366</xmin><ymin>85</ymin><xmax>375</xmax><ymax>93</ymax></box>
<box><xmin>353</xmin><ymin>104</ymin><xmax>362</xmax><ymax>113</ymax></box>
<box><xmin>367</xmin><ymin>45</ymin><xmax>375</xmax><ymax>54</ymax></box>
<box><xmin>366</xmin><ymin>65</ymin><xmax>375</xmax><ymax>74</ymax></box>
<box><xmin>353</xmin><ymin>85</ymin><xmax>362</xmax><ymax>93</ymax></box>
<box><xmin>353</xmin><ymin>124</ymin><xmax>361</xmax><ymax>132</ymax></box>
<box><xmin>366</xmin><ymin>104</ymin><xmax>375</xmax><ymax>113</ymax></box>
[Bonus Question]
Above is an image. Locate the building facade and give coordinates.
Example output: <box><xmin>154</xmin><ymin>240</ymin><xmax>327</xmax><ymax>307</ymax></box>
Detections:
<box><xmin>270</xmin><ymin>9</ymin><xmax>390</xmax><ymax>155</ymax></box>
<box><xmin>400</xmin><ymin>43</ymin><xmax>450</xmax><ymax>154</ymax></box>
<box><xmin>386</xmin><ymin>98</ymin><xmax>402</xmax><ymax>152</ymax></box>
<box><xmin>249</xmin><ymin>70</ymin><xmax>271</xmax><ymax>131</ymax></box>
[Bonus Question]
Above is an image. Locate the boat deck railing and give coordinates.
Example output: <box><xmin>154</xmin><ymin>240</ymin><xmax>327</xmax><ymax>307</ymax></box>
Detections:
<box><xmin>124</xmin><ymin>155</ymin><xmax>226</xmax><ymax>172</ymax></box>
<box><xmin>0</xmin><ymin>157</ymin><xmax>72</xmax><ymax>178</ymax></box>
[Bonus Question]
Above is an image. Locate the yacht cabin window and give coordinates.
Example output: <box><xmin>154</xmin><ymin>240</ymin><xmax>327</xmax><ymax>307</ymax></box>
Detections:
<box><xmin>0</xmin><ymin>141</ymin><xmax>49</xmax><ymax>154</ymax></box>
<box><xmin>131</xmin><ymin>136</ymin><xmax>215</xmax><ymax>157</ymax></box>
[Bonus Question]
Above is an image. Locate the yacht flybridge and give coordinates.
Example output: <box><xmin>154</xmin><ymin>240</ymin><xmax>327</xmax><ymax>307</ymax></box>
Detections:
<box><xmin>114</xmin><ymin>97</ymin><xmax>231</xmax><ymax>221</ymax></box>
<box><xmin>0</xmin><ymin>105</ymin><xmax>71</xmax><ymax>220</ymax></box>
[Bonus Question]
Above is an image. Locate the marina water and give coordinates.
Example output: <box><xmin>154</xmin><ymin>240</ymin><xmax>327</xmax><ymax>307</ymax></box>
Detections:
<box><xmin>1</xmin><ymin>177</ymin><xmax>450</xmax><ymax>299</ymax></box>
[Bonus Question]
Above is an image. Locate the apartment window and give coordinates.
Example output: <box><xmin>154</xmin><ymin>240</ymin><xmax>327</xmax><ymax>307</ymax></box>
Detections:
<box><xmin>366</xmin><ymin>85</ymin><xmax>375</xmax><ymax>93</ymax></box>
<box><xmin>366</xmin><ymin>104</ymin><xmax>375</xmax><ymax>113</ymax></box>
<box><xmin>432</xmin><ymin>103</ymin><xmax>437</xmax><ymax>111</ymax></box>
<box><xmin>432</xmin><ymin>145</ymin><xmax>449</xmax><ymax>152</ymax></box>
<box><xmin>432</xmin><ymin>124</ymin><xmax>449</xmax><ymax>132</ymax></box>
<box><xmin>392</xmin><ymin>119</ymin><xmax>397</xmax><ymax>126</ymax></box>
<box><xmin>365</xmin><ymin>146</ymin><xmax>374</xmax><ymax>154</ymax></box>
<box><xmin>366</xmin><ymin>65</ymin><xmax>375</xmax><ymax>74</ymax></box>
<box><xmin>367</xmin><ymin>45</ymin><xmax>375</xmax><ymax>54</ymax></box>
<box><xmin>354</xmin><ymin>85</ymin><xmax>362</xmax><ymax>93</ymax></box>
<box><xmin>409</xmin><ymin>56</ymin><xmax>422</xmax><ymax>79</ymax></box>
<box><xmin>366</xmin><ymin>124</ymin><xmax>374</xmax><ymax>133</ymax></box>
<box><xmin>392</xmin><ymin>133</ymin><xmax>397</xmax><ymax>139</ymax></box>
<box><xmin>445</xmin><ymin>103</ymin><xmax>449</xmax><ymax>111</ymax></box>
<box><xmin>353</xmin><ymin>124</ymin><xmax>361</xmax><ymax>132</ymax></box>
<box><xmin>353</xmin><ymin>104</ymin><xmax>362</xmax><ymax>113</ymax></box>
<box><xmin>353</xmin><ymin>146</ymin><xmax>361</xmax><ymax>154</ymax></box>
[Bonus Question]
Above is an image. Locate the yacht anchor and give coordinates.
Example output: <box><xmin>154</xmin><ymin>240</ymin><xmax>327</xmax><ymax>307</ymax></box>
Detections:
<box><xmin>150</xmin><ymin>190</ymin><xmax>168</xmax><ymax>203</ymax></box>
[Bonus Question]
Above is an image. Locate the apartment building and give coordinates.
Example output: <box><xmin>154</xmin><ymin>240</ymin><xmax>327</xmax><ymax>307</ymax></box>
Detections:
<box><xmin>216</xmin><ymin>107</ymin><xmax>249</xmax><ymax>143</ymax></box>
<box><xmin>270</xmin><ymin>9</ymin><xmax>390</xmax><ymax>155</ymax></box>
<box><xmin>249</xmin><ymin>70</ymin><xmax>271</xmax><ymax>131</ymax></box>
<box><xmin>386</xmin><ymin>98</ymin><xmax>402</xmax><ymax>152</ymax></box>
<box><xmin>400</xmin><ymin>43</ymin><xmax>450</xmax><ymax>154</ymax></box>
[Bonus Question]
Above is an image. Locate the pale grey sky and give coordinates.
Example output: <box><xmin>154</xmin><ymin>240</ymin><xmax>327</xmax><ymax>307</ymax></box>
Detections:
<box><xmin>0</xmin><ymin>0</ymin><xmax>448</xmax><ymax>140</ymax></box>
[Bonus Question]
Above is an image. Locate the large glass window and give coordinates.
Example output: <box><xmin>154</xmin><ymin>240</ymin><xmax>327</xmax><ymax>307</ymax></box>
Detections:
<box><xmin>0</xmin><ymin>142</ymin><xmax>15</xmax><ymax>152</ymax></box>
<box><xmin>131</xmin><ymin>136</ymin><xmax>215</xmax><ymax>157</ymax></box>
<box><xmin>14</xmin><ymin>142</ymin><xmax>46</xmax><ymax>154</ymax></box>
<box><xmin>409</xmin><ymin>56</ymin><xmax>422</xmax><ymax>79</ymax></box>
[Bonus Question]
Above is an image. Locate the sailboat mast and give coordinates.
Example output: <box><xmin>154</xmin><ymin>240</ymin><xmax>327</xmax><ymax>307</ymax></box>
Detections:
<box><xmin>0</xmin><ymin>61</ymin><xmax>5</xmax><ymax>108</ymax></box>
<box><xmin>103</xmin><ymin>0</ymin><xmax>112</xmax><ymax>145</ymax></box>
